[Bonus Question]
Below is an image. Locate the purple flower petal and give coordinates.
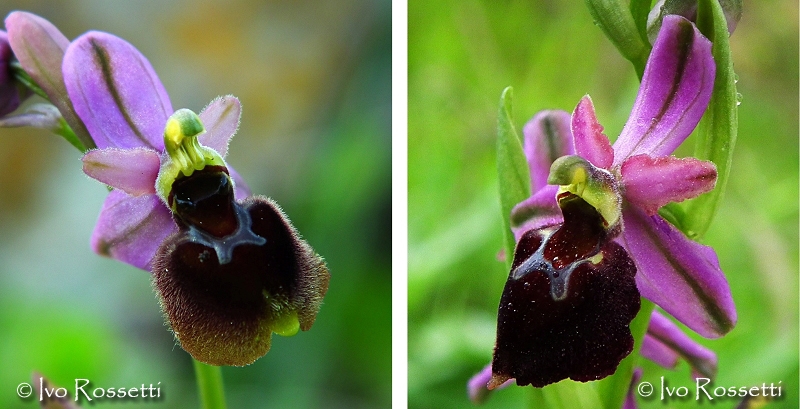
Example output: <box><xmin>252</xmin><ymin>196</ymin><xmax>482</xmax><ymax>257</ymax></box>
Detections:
<box><xmin>623</xmin><ymin>368</ymin><xmax>643</xmax><ymax>409</ymax></box>
<box><xmin>620</xmin><ymin>154</ymin><xmax>717</xmax><ymax>215</ymax></box>
<box><xmin>644</xmin><ymin>310</ymin><xmax>718</xmax><ymax>379</ymax></box>
<box><xmin>572</xmin><ymin>95</ymin><xmax>613</xmax><ymax>169</ymax></box>
<box><xmin>63</xmin><ymin>31</ymin><xmax>172</xmax><ymax>150</ymax></box>
<box><xmin>510</xmin><ymin>185</ymin><xmax>562</xmax><ymax>242</ymax></box>
<box><xmin>468</xmin><ymin>363</ymin><xmax>511</xmax><ymax>404</ymax></box>
<box><xmin>612</xmin><ymin>15</ymin><xmax>715</xmax><ymax>164</ymax></box>
<box><xmin>0</xmin><ymin>30</ymin><xmax>23</xmax><ymax>116</ymax></box>
<box><xmin>198</xmin><ymin>95</ymin><xmax>241</xmax><ymax>158</ymax></box>
<box><xmin>522</xmin><ymin>110</ymin><xmax>573</xmax><ymax>194</ymax></box>
<box><xmin>5</xmin><ymin>12</ymin><xmax>92</xmax><ymax>145</ymax></box>
<box><xmin>619</xmin><ymin>206</ymin><xmax>736</xmax><ymax>338</ymax></box>
<box><xmin>82</xmin><ymin>147</ymin><xmax>160</xmax><ymax>196</ymax></box>
<box><xmin>228</xmin><ymin>165</ymin><xmax>252</xmax><ymax>201</ymax></box>
<box><xmin>91</xmin><ymin>190</ymin><xmax>177</xmax><ymax>271</ymax></box>
<box><xmin>0</xmin><ymin>103</ymin><xmax>61</xmax><ymax>130</ymax></box>
<box><xmin>642</xmin><ymin>332</ymin><xmax>679</xmax><ymax>369</ymax></box>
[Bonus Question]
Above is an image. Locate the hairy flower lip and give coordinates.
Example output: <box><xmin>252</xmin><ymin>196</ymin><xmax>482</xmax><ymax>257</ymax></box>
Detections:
<box><xmin>154</xmin><ymin>196</ymin><xmax>329</xmax><ymax>366</ymax></box>
<box><xmin>492</xmin><ymin>193</ymin><xmax>640</xmax><ymax>388</ymax></box>
<box><xmin>492</xmin><ymin>227</ymin><xmax>640</xmax><ymax>388</ymax></box>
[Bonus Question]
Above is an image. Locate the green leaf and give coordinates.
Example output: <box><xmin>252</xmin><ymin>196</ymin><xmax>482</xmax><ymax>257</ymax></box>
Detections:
<box><xmin>529</xmin><ymin>380</ymin><xmax>604</xmax><ymax>409</ymax></box>
<box><xmin>681</xmin><ymin>0</ymin><xmax>738</xmax><ymax>239</ymax></box>
<box><xmin>629</xmin><ymin>0</ymin><xmax>654</xmax><ymax>48</ymax></box>
<box><xmin>584</xmin><ymin>0</ymin><xmax>651</xmax><ymax>77</ymax></box>
<box><xmin>496</xmin><ymin>87</ymin><xmax>531</xmax><ymax>270</ymax></box>
<box><xmin>595</xmin><ymin>299</ymin><xmax>654</xmax><ymax>409</ymax></box>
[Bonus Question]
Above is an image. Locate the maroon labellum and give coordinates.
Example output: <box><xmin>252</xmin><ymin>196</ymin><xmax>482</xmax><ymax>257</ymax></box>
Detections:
<box><xmin>153</xmin><ymin>167</ymin><xmax>329</xmax><ymax>366</ymax></box>
<box><xmin>490</xmin><ymin>193</ymin><xmax>640</xmax><ymax>388</ymax></box>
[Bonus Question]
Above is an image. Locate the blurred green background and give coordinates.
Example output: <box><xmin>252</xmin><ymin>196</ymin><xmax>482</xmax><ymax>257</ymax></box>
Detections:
<box><xmin>409</xmin><ymin>1</ymin><xmax>798</xmax><ymax>408</ymax></box>
<box><xmin>0</xmin><ymin>0</ymin><xmax>390</xmax><ymax>408</ymax></box>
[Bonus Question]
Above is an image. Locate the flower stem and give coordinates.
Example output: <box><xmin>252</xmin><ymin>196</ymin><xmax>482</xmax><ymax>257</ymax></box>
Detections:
<box><xmin>10</xmin><ymin>60</ymin><xmax>48</xmax><ymax>100</ymax></box>
<box><xmin>193</xmin><ymin>359</ymin><xmax>227</xmax><ymax>409</ymax></box>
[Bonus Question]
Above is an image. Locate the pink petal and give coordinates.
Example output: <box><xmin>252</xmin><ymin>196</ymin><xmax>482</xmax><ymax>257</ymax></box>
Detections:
<box><xmin>522</xmin><ymin>110</ymin><xmax>573</xmax><ymax>194</ymax></box>
<box><xmin>5</xmin><ymin>12</ymin><xmax>92</xmax><ymax>146</ymax></box>
<box><xmin>619</xmin><ymin>207</ymin><xmax>736</xmax><ymax>338</ymax></box>
<box><xmin>620</xmin><ymin>154</ymin><xmax>717</xmax><ymax>215</ymax></box>
<box><xmin>467</xmin><ymin>363</ymin><xmax>512</xmax><ymax>404</ymax></box>
<box><xmin>623</xmin><ymin>368</ymin><xmax>643</xmax><ymax>409</ymax></box>
<box><xmin>510</xmin><ymin>185</ymin><xmax>562</xmax><ymax>242</ymax></box>
<box><xmin>82</xmin><ymin>148</ymin><xmax>160</xmax><ymax>196</ymax></box>
<box><xmin>0</xmin><ymin>30</ymin><xmax>25</xmax><ymax>116</ymax></box>
<box><xmin>91</xmin><ymin>190</ymin><xmax>177</xmax><ymax>271</ymax></box>
<box><xmin>572</xmin><ymin>95</ymin><xmax>613</xmax><ymax>169</ymax></box>
<box><xmin>198</xmin><ymin>95</ymin><xmax>241</xmax><ymax>158</ymax></box>
<box><xmin>613</xmin><ymin>16</ymin><xmax>715</xmax><ymax>164</ymax></box>
<box><xmin>0</xmin><ymin>103</ymin><xmax>61</xmax><ymax>130</ymax></box>
<box><xmin>64</xmin><ymin>31</ymin><xmax>172</xmax><ymax>150</ymax></box>
<box><xmin>641</xmin><ymin>333</ymin><xmax>679</xmax><ymax>369</ymax></box>
<box><xmin>228</xmin><ymin>166</ymin><xmax>252</xmax><ymax>200</ymax></box>
<box><xmin>644</xmin><ymin>310</ymin><xmax>717</xmax><ymax>379</ymax></box>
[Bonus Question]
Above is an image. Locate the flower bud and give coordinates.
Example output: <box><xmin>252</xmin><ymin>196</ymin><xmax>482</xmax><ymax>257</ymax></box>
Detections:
<box><xmin>647</xmin><ymin>0</ymin><xmax>742</xmax><ymax>43</ymax></box>
<box><xmin>0</xmin><ymin>30</ymin><xmax>29</xmax><ymax>116</ymax></box>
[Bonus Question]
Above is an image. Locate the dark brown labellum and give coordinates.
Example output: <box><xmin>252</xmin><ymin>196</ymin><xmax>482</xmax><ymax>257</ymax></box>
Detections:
<box><xmin>490</xmin><ymin>194</ymin><xmax>640</xmax><ymax>388</ymax></box>
<box><xmin>153</xmin><ymin>168</ymin><xmax>329</xmax><ymax>366</ymax></box>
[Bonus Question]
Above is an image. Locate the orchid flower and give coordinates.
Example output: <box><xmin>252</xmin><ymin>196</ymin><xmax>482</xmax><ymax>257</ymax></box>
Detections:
<box><xmin>470</xmin><ymin>14</ymin><xmax>736</xmax><ymax>395</ymax></box>
<box><xmin>5</xmin><ymin>12</ymin><xmax>329</xmax><ymax>366</ymax></box>
<box><xmin>511</xmin><ymin>15</ymin><xmax>736</xmax><ymax>340</ymax></box>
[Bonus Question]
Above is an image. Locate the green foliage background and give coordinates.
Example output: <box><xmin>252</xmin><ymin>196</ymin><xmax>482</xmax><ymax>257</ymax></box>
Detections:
<box><xmin>0</xmin><ymin>1</ymin><xmax>390</xmax><ymax>408</ymax></box>
<box><xmin>409</xmin><ymin>1</ymin><xmax>798</xmax><ymax>408</ymax></box>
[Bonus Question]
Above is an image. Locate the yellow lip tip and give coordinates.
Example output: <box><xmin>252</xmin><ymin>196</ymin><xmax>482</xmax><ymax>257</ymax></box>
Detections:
<box><xmin>272</xmin><ymin>310</ymin><xmax>300</xmax><ymax>337</ymax></box>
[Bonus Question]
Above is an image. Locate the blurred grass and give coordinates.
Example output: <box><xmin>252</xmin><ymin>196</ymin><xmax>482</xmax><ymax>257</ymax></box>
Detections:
<box><xmin>409</xmin><ymin>1</ymin><xmax>798</xmax><ymax>408</ymax></box>
<box><xmin>0</xmin><ymin>1</ymin><xmax>390</xmax><ymax>408</ymax></box>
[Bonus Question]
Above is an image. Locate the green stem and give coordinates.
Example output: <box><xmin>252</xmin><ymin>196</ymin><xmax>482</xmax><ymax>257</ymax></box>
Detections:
<box><xmin>193</xmin><ymin>359</ymin><xmax>227</xmax><ymax>409</ymax></box>
<box><xmin>54</xmin><ymin>117</ymin><xmax>89</xmax><ymax>152</ymax></box>
<box><xmin>10</xmin><ymin>60</ymin><xmax>49</xmax><ymax>100</ymax></box>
